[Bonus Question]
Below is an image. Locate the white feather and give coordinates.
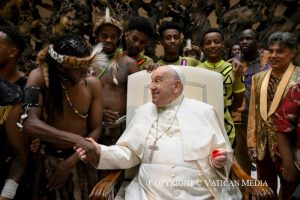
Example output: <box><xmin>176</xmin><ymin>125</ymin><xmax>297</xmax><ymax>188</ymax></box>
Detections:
<box><xmin>113</xmin><ymin>78</ymin><xmax>118</xmax><ymax>85</ymax></box>
<box><xmin>90</xmin><ymin>43</ymin><xmax>108</xmax><ymax>69</ymax></box>
<box><xmin>185</xmin><ymin>39</ymin><xmax>192</xmax><ymax>50</ymax></box>
<box><xmin>105</xmin><ymin>7</ymin><xmax>112</xmax><ymax>23</ymax></box>
<box><xmin>108</xmin><ymin>62</ymin><xmax>119</xmax><ymax>86</ymax></box>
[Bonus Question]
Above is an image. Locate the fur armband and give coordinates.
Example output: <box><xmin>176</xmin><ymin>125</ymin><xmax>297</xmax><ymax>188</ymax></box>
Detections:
<box><xmin>23</xmin><ymin>86</ymin><xmax>40</xmax><ymax>107</ymax></box>
<box><xmin>17</xmin><ymin>86</ymin><xmax>41</xmax><ymax>130</ymax></box>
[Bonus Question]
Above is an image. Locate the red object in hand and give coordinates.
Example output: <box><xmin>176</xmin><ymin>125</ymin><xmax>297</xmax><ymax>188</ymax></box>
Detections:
<box><xmin>211</xmin><ymin>150</ymin><xmax>220</xmax><ymax>158</ymax></box>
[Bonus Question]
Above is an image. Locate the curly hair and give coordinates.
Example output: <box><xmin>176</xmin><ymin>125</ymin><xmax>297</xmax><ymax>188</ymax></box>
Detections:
<box><xmin>126</xmin><ymin>16</ymin><xmax>155</xmax><ymax>38</ymax></box>
<box><xmin>158</xmin><ymin>21</ymin><xmax>183</xmax><ymax>37</ymax></box>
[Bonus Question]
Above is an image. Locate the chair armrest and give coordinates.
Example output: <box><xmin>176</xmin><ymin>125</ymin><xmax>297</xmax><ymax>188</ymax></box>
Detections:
<box><xmin>89</xmin><ymin>170</ymin><xmax>123</xmax><ymax>200</ymax></box>
<box><xmin>232</xmin><ymin>157</ymin><xmax>276</xmax><ymax>199</ymax></box>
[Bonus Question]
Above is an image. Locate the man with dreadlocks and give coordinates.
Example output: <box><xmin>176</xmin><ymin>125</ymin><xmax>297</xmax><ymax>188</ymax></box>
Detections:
<box><xmin>92</xmin><ymin>8</ymin><xmax>139</xmax><ymax>146</ymax></box>
<box><xmin>22</xmin><ymin>34</ymin><xmax>107</xmax><ymax>199</ymax></box>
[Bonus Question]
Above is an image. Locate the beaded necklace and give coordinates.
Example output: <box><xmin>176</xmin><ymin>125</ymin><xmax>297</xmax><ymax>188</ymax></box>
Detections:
<box><xmin>60</xmin><ymin>82</ymin><xmax>88</xmax><ymax>119</ymax></box>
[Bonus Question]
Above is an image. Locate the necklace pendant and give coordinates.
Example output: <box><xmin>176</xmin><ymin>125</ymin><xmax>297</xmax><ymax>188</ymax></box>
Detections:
<box><xmin>148</xmin><ymin>139</ymin><xmax>159</xmax><ymax>162</ymax></box>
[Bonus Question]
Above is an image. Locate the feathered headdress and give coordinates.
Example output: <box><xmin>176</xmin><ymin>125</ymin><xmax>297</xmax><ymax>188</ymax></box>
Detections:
<box><xmin>36</xmin><ymin>43</ymin><xmax>107</xmax><ymax>87</ymax></box>
<box><xmin>183</xmin><ymin>39</ymin><xmax>201</xmax><ymax>56</ymax></box>
<box><xmin>93</xmin><ymin>7</ymin><xmax>123</xmax><ymax>36</ymax></box>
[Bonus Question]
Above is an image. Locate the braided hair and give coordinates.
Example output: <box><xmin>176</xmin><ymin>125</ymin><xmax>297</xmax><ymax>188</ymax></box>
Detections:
<box><xmin>45</xmin><ymin>35</ymin><xmax>90</xmax><ymax>118</ymax></box>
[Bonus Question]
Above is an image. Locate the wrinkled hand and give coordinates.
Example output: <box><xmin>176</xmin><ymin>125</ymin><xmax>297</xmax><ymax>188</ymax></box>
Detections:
<box><xmin>248</xmin><ymin>147</ymin><xmax>257</xmax><ymax>163</ymax></box>
<box><xmin>103</xmin><ymin>109</ymin><xmax>119</xmax><ymax>125</ymax></box>
<box><xmin>30</xmin><ymin>138</ymin><xmax>40</xmax><ymax>153</ymax></box>
<box><xmin>47</xmin><ymin>160</ymin><xmax>70</xmax><ymax>190</ymax></box>
<box><xmin>211</xmin><ymin>149</ymin><xmax>227</xmax><ymax>168</ymax></box>
<box><xmin>76</xmin><ymin>138</ymin><xmax>100</xmax><ymax>167</ymax></box>
<box><xmin>282</xmin><ymin>163</ymin><xmax>299</xmax><ymax>182</ymax></box>
<box><xmin>228</xmin><ymin>57</ymin><xmax>243</xmax><ymax>77</ymax></box>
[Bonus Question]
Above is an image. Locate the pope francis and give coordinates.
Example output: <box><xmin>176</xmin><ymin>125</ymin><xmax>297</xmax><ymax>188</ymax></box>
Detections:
<box><xmin>77</xmin><ymin>65</ymin><xmax>241</xmax><ymax>199</ymax></box>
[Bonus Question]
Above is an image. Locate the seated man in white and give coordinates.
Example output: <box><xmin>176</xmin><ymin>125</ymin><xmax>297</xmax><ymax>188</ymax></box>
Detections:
<box><xmin>77</xmin><ymin>65</ymin><xmax>240</xmax><ymax>199</ymax></box>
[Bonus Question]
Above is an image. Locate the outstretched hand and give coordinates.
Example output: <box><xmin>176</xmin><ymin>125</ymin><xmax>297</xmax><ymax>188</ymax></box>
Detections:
<box><xmin>211</xmin><ymin>149</ymin><xmax>227</xmax><ymax>168</ymax></box>
<box><xmin>76</xmin><ymin>137</ymin><xmax>100</xmax><ymax>167</ymax></box>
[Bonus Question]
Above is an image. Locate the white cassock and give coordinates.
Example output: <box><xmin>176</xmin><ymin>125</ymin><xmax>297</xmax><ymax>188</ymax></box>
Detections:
<box><xmin>97</xmin><ymin>95</ymin><xmax>241</xmax><ymax>200</ymax></box>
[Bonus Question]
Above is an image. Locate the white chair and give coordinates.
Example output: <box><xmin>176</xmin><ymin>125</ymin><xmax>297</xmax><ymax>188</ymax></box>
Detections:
<box><xmin>90</xmin><ymin>66</ymin><xmax>274</xmax><ymax>200</ymax></box>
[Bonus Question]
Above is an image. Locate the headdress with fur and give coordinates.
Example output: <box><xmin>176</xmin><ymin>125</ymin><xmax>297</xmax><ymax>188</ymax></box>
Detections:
<box><xmin>36</xmin><ymin>43</ymin><xmax>107</xmax><ymax>87</ymax></box>
<box><xmin>93</xmin><ymin>7</ymin><xmax>123</xmax><ymax>36</ymax></box>
<box><xmin>92</xmin><ymin>7</ymin><xmax>124</xmax><ymax>86</ymax></box>
<box><xmin>183</xmin><ymin>39</ymin><xmax>201</xmax><ymax>57</ymax></box>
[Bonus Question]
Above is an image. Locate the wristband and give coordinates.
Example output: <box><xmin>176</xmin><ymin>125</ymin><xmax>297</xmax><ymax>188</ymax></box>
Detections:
<box><xmin>1</xmin><ymin>179</ymin><xmax>18</xmax><ymax>199</ymax></box>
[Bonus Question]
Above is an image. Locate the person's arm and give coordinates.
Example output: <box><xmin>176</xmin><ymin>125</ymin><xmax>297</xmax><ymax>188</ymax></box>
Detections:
<box><xmin>85</xmin><ymin>77</ymin><xmax>103</xmax><ymax>141</ymax></box>
<box><xmin>1</xmin><ymin>105</ymin><xmax>28</xmax><ymax>199</ymax></box>
<box><xmin>77</xmin><ymin>138</ymin><xmax>140</xmax><ymax>169</ymax></box>
<box><xmin>277</xmin><ymin>133</ymin><xmax>299</xmax><ymax>182</ymax></box>
<box><xmin>247</xmin><ymin>76</ymin><xmax>257</xmax><ymax>162</ymax></box>
<box><xmin>23</xmin><ymin>68</ymin><xmax>93</xmax><ymax>152</ymax></box>
<box><xmin>127</xmin><ymin>57</ymin><xmax>139</xmax><ymax>75</ymax></box>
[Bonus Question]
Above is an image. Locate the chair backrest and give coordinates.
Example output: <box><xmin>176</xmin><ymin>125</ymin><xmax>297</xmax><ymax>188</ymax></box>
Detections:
<box><xmin>127</xmin><ymin>66</ymin><xmax>224</xmax><ymax>126</ymax></box>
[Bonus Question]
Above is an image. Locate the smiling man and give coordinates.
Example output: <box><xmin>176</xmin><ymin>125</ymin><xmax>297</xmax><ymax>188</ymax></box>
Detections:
<box><xmin>199</xmin><ymin>28</ymin><xmax>245</xmax><ymax>145</ymax></box>
<box><xmin>92</xmin><ymin>8</ymin><xmax>139</xmax><ymax>145</ymax></box>
<box><xmin>77</xmin><ymin>65</ymin><xmax>240</xmax><ymax>200</ymax></box>
<box><xmin>234</xmin><ymin>29</ymin><xmax>269</xmax><ymax>176</ymax></box>
<box><xmin>156</xmin><ymin>21</ymin><xmax>200</xmax><ymax>66</ymax></box>
<box><xmin>124</xmin><ymin>16</ymin><xmax>155</xmax><ymax>70</ymax></box>
<box><xmin>247</xmin><ymin>31</ymin><xmax>300</xmax><ymax>199</ymax></box>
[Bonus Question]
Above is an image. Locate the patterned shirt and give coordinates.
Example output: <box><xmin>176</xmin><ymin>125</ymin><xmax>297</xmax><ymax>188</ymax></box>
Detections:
<box><xmin>199</xmin><ymin>60</ymin><xmax>245</xmax><ymax>107</ymax></box>
<box><xmin>198</xmin><ymin>59</ymin><xmax>245</xmax><ymax>144</ymax></box>
<box><xmin>274</xmin><ymin>83</ymin><xmax>300</xmax><ymax>150</ymax></box>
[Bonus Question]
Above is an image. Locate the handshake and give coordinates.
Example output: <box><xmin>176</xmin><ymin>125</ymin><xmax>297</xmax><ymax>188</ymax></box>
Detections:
<box><xmin>74</xmin><ymin>137</ymin><xmax>100</xmax><ymax>168</ymax></box>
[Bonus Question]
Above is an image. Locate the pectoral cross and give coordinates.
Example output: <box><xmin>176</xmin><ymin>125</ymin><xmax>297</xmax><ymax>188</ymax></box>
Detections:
<box><xmin>148</xmin><ymin>139</ymin><xmax>159</xmax><ymax>162</ymax></box>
